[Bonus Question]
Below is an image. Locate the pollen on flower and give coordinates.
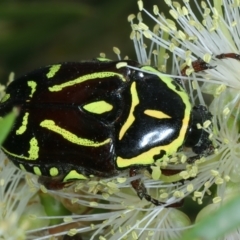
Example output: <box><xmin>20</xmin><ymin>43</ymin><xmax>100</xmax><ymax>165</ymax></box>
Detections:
<box><xmin>74</xmin><ymin>182</ymin><xmax>85</xmax><ymax>191</ymax></box>
<box><xmin>113</xmin><ymin>47</ymin><xmax>121</xmax><ymax>60</ymax></box>
<box><xmin>102</xmin><ymin>193</ymin><xmax>109</xmax><ymax>200</ymax></box>
<box><xmin>215</xmin><ymin>84</ymin><xmax>226</xmax><ymax>96</ymax></box>
<box><xmin>211</xmin><ymin>170</ymin><xmax>219</xmax><ymax>177</ymax></box>
<box><xmin>194</xmin><ymin>191</ymin><xmax>203</xmax><ymax>198</ymax></box>
<box><xmin>222</xmin><ymin>107</ymin><xmax>230</xmax><ymax>116</ymax></box>
<box><xmin>106</xmin><ymin>181</ymin><xmax>117</xmax><ymax>189</ymax></box>
<box><xmin>71</xmin><ymin>198</ymin><xmax>78</xmax><ymax>204</ymax></box>
<box><xmin>169</xmin><ymin>9</ymin><xmax>178</xmax><ymax>20</ymax></box>
<box><xmin>185</xmin><ymin>67</ymin><xmax>194</xmax><ymax>76</ymax></box>
<box><xmin>206</xmin><ymin>189</ymin><xmax>212</xmax><ymax>196</ymax></box>
<box><xmin>0</xmin><ymin>179</ymin><xmax>4</xmax><ymax>186</ymax></box>
<box><xmin>204</xmin><ymin>181</ymin><xmax>211</xmax><ymax>188</ymax></box>
<box><xmin>132</xmin><ymin>231</ymin><xmax>138</xmax><ymax>239</ymax></box>
<box><xmin>203</xmin><ymin>120</ymin><xmax>211</xmax><ymax>128</ymax></box>
<box><xmin>151</xmin><ymin>165</ymin><xmax>161</xmax><ymax>180</ymax></box>
<box><xmin>39</xmin><ymin>184</ymin><xmax>48</xmax><ymax>193</ymax></box>
<box><xmin>117</xmin><ymin>177</ymin><xmax>127</xmax><ymax>183</ymax></box>
<box><xmin>191</xmin><ymin>80</ymin><xmax>198</xmax><ymax>90</ymax></box>
<box><xmin>127</xmin><ymin>14</ymin><xmax>135</xmax><ymax>22</ymax></box>
<box><xmin>89</xmin><ymin>201</ymin><xmax>98</xmax><ymax>207</ymax></box>
<box><xmin>99</xmin><ymin>235</ymin><xmax>107</xmax><ymax>240</ymax></box>
<box><xmin>99</xmin><ymin>52</ymin><xmax>106</xmax><ymax>58</ymax></box>
<box><xmin>215</xmin><ymin>177</ymin><xmax>224</xmax><ymax>185</ymax></box>
<box><xmin>224</xmin><ymin>175</ymin><xmax>230</xmax><ymax>182</ymax></box>
<box><xmin>169</xmin><ymin>156</ymin><xmax>178</xmax><ymax>163</ymax></box>
<box><xmin>107</xmin><ymin>185</ymin><xmax>119</xmax><ymax>195</ymax></box>
<box><xmin>137</xmin><ymin>0</ymin><xmax>143</xmax><ymax>11</ymax></box>
<box><xmin>67</xmin><ymin>228</ymin><xmax>78</xmax><ymax>236</ymax></box>
<box><xmin>203</xmin><ymin>53</ymin><xmax>212</xmax><ymax>63</ymax></box>
<box><xmin>127</xmin><ymin>205</ymin><xmax>135</xmax><ymax>210</ymax></box>
<box><xmin>208</xmin><ymin>133</ymin><xmax>214</xmax><ymax>140</ymax></box>
<box><xmin>173</xmin><ymin>190</ymin><xmax>184</xmax><ymax>198</ymax></box>
<box><xmin>138</xmin><ymin>22</ymin><xmax>148</xmax><ymax>30</ymax></box>
<box><xmin>214</xmin><ymin>148</ymin><xmax>219</xmax><ymax>154</ymax></box>
<box><xmin>143</xmin><ymin>31</ymin><xmax>152</xmax><ymax>39</ymax></box>
<box><xmin>179</xmin><ymin>171</ymin><xmax>190</xmax><ymax>179</ymax></box>
<box><xmin>87</xmin><ymin>180</ymin><xmax>99</xmax><ymax>193</ymax></box>
<box><xmin>223</xmin><ymin>138</ymin><xmax>229</xmax><ymax>144</ymax></box>
<box><xmin>169</xmin><ymin>43</ymin><xmax>176</xmax><ymax>52</ymax></box>
<box><xmin>187</xmin><ymin>184</ymin><xmax>194</xmax><ymax>192</ymax></box>
<box><xmin>213</xmin><ymin>196</ymin><xmax>222</xmax><ymax>204</ymax></box>
<box><xmin>160</xmin><ymin>192</ymin><xmax>169</xmax><ymax>199</ymax></box>
<box><xmin>186</xmin><ymin>165</ymin><xmax>199</xmax><ymax>177</ymax></box>
<box><xmin>153</xmin><ymin>5</ymin><xmax>159</xmax><ymax>15</ymax></box>
<box><xmin>179</xmin><ymin>155</ymin><xmax>187</xmax><ymax>164</ymax></box>
<box><xmin>63</xmin><ymin>216</ymin><xmax>73</xmax><ymax>223</ymax></box>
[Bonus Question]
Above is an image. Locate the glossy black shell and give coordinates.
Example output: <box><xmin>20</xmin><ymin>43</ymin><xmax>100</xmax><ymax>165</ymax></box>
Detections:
<box><xmin>0</xmin><ymin>59</ymin><xmax>211</xmax><ymax>183</ymax></box>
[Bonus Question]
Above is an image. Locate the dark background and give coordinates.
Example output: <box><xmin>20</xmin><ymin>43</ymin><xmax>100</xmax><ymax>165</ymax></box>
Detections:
<box><xmin>0</xmin><ymin>0</ymin><xmax>163</xmax><ymax>83</ymax></box>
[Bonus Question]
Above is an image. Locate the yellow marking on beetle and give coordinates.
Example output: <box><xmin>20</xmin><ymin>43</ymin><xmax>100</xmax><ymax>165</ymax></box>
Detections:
<box><xmin>40</xmin><ymin>120</ymin><xmax>111</xmax><ymax>147</ymax></box>
<box><xmin>141</xmin><ymin>66</ymin><xmax>191</xmax><ymax>150</ymax></box>
<box><xmin>33</xmin><ymin>166</ymin><xmax>42</xmax><ymax>176</ymax></box>
<box><xmin>144</xmin><ymin>109</ymin><xmax>171</xmax><ymax>119</ymax></box>
<box><xmin>117</xmin><ymin>134</ymin><xmax>188</xmax><ymax>168</ymax></box>
<box><xmin>117</xmin><ymin>66</ymin><xmax>192</xmax><ymax>168</ymax></box>
<box><xmin>27</xmin><ymin>81</ymin><xmax>37</xmax><ymax>98</ymax></box>
<box><xmin>119</xmin><ymin>82</ymin><xmax>139</xmax><ymax>140</ymax></box>
<box><xmin>46</xmin><ymin>64</ymin><xmax>61</xmax><ymax>79</ymax></box>
<box><xmin>28</xmin><ymin>137</ymin><xmax>39</xmax><ymax>160</ymax></box>
<box><xmin>63</xmin><ymin>170</ymin><xmax>88</xmax><ymax>182</ymax></box>
<box><xmin>16</xmin><ymin>112</ymin><xmax>29</xmax><ymax>135</ymax></box>
<box><xmin>50</xmin><ymin>167</ymin><xmax>59</xmax><ymax>177</ymax></box>
<box><xmin>83</xmin><ymin>100</ymin><xmax>113</xmax><ymax>114</ymax></box>
<box><xmin>0</xmin><ymin>93</ymin><xmax>10</xmax><ymax>103</ymax></box>
<box><xmin>1</xmin><ymin>137</ymin><xmax>39</xmax><ymax>161</ymax></box>
<box><xmin>48</xmin><ymin>71</ymin><xmax>126</xmax><ymax>92</ymax></box>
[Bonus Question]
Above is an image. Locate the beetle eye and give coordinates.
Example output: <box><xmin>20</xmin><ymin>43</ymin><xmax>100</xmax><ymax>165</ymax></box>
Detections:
<box><xmin>83</xmin><ymin>100</ymin><xmax>113</xmax><ymax>114</ymax></box>
<box><xmin>144</xmin><ymin>109</ymin><xmax>171</xmax><ymax>119</ymax></box>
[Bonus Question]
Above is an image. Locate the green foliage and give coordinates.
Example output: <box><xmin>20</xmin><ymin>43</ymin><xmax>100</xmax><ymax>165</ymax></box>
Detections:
<box><xmin>182</xmin><ymin>196</ymin><xmax>240</xmax><ymax>240</ymax></box>
<box><xmin>0</xmin><ymin>111</ymin><xmax>15</xmax><ymax>145</ymax></box>
<box><xmin>0</xmin><ymin>1</ymin><xmax>141</xmax><ymax>84</ymax></box>
<box><xmin>39</xmin><ymin>192</ymin><xmax>71</xmax><ymax>225</ymax></box>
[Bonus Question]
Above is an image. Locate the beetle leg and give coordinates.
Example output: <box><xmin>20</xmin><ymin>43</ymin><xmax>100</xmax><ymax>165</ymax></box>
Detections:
<box><xmin>181</xmin><ymin>58</ymin><xmax>214</xmax><ymax>77</ymax></box>
<box><xmin>186</xmin><ymin>143</ymin><xmax>215</xmax><ymax>164</ymax></box>
<box><xmin>215</xmin><ymin>53</ymin><xmax>240</xmax><ymax>60</ymax></box>
<box><xmin>129</xmin><ymin>168</ymin><xmax>165</xmax><ymax>206</ymax></box>
<box><xmin>129</xmin><ymin>168</ymin><xmax>184</xmax><ymax>207</ymax></box>
<box><xmin>181</xmin><ymin>53</ymin><xmax>240</xmax><ymax>77</ymax></box>
<box><xmin>129</xmin><ymin>168</ymin><xmax>146</xmax><ymax>200</ymax></box>
<box><xmin>175</xmin><ymin>58</ymin><xmax>214</xmax><ymax>85</ymax></box>
<box><xmin>38</xmin><ymin>175</ymin><xmax>73</xmax><ymax>190</ymax></box>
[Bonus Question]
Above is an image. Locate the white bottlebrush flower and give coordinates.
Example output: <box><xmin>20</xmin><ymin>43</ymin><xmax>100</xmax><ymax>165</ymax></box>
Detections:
<box><xmin>127</xmin><ymin>0</ymin><xmax>240</xmax><ymax>239</ymax></box>
<box><xmin>24</xmin><ymin>170</ymin><xmax>191</xmax><ymax>239</ymax></box>
<box><xmin>0</xmin><ymin>151</ymin><xmax>42</xmax><ymax>240</ymax></box>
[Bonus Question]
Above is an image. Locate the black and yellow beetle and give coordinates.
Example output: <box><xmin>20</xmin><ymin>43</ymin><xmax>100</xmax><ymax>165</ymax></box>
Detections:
<box><xmin>0</xmin><ymin>58</ymin><xmax>215</xmax><ymax>205</ymax></box>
